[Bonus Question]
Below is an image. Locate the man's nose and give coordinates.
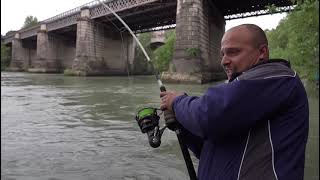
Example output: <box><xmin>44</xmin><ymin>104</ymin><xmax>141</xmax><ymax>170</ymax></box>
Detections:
<box><xmin>221</xmin><ymin>56</ymin><xmax>230</xmax><ymax>67</ymax></box>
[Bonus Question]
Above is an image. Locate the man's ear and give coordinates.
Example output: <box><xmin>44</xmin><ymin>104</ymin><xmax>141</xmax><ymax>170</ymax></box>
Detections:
<box><xmin>258</xmin><ymin>44</ymin><xmax>269</xmax><ymax>60</ymax></box>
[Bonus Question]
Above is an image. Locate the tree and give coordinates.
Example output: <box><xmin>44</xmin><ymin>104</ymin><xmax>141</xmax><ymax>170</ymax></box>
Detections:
<box><xmin>266</xmin><ymin>0</ymin><xmax>319</xmax><ymax>81</ymax></box>
<box><xmin>22</xmin><ymin>16</ymin><xmax>38</xmax><ymax>28</ymax></box>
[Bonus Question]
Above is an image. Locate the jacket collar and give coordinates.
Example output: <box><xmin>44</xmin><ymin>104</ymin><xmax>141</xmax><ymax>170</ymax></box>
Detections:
<box><xmin>229</xmin><ymin>59</ymin><xmax>292</xmax><ymax>82</ymax></box>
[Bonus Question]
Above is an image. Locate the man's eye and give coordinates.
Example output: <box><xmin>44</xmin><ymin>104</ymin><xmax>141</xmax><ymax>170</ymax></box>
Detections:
<box><xmin>227</xmin><ymin>49</ymin><xmax>239</xmax><ymax>55</ymax></box>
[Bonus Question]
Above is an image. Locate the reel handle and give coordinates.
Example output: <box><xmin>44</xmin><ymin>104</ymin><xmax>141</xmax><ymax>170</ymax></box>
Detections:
<box><xmin>147</xmin><ymin>129</ymin><xmax>161</xmax><ymax>148</ymax></box>
<box><xmin>147</xmin><ymin>126</ymin><xmax>166</xmax><ymax>148</ymax></box>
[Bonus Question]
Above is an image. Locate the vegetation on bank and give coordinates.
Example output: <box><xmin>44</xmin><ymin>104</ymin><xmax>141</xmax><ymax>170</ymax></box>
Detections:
<box><xmin>63</xmin><ymin>68</ymin><xmax>77</xmax><ymax>76</ymax></box>
<box><xmin>135</xmin><ymin>0</ymin><xmax>318</xmax><ymax>81</ymax></box>
<box><xmin>133</xmin><ymin>30</ymin><xmax>176</xmax><ymax>73</ymax></box>
<box><xmin>132</xmin><ymin>32</ymin><xmax>154</xmax><ymax>74</ymax></box>
<box><xmin>1</xmin><ymin>43</ymin><xmax>10</xmax><ymax>71</ymax></box>
<box><xmin>266</xmin><ymin>0</ymin><xmax>319</xmax><ymax>81</ymax></box>
<box><xmin>1</xmin><ymin>16</ymin><xmax>39</xmax><ymax>71</ymax></box>
<box><xmin>153</xmin><ymin>30</ymin><xmax>176</xmax><ymax>72</ymax></box>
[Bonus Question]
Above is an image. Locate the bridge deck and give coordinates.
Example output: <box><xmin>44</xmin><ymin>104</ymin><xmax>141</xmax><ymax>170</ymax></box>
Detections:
<box><xmin>3</xmin><ymin>0</ymin><xmax>294</xmax><ymax>43</ymax></box>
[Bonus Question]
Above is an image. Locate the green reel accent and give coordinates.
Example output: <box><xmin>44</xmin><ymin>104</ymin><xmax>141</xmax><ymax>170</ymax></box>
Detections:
<box><xmin>135</xmin><ymin>107</ymin><xmax>160</xmax><ymax>133</ymax></box>
<box><xmin>137</xmin><ymin>107</ymin><xmax>157</xmax><ymax>120</ymax></box>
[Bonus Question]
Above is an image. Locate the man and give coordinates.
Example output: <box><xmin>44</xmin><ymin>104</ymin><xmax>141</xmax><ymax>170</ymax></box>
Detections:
<box><xmin>160</xmin><ymin>24</ymin><xmax>309</xmax><ymax>180</ymax></box>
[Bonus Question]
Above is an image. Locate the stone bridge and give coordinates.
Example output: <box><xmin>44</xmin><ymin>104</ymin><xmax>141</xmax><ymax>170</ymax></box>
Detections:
<box><xmin>2</xmin><ymin>0</ymin><xmax>294</xmax><ymax>83</ymax></box>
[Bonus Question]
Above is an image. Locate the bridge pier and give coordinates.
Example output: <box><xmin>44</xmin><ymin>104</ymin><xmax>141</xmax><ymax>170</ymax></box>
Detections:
<box><xmin>162</xmin><ymin>0</ymin><xmax>227</xmax><ymax>83</ymax></box>
<box><xmin>28</xmin><ymin>24</ymin><xmax>62</xmax><ymax>73</ymax></box>
<box><xmin>71</xmin><ymin>7</ymin><xmax>105</xmax><ymax>75</ymax></box>
<box><xmin>70</xmin><ymin>6</ymin><xmax>134</xmax><ymax>76</ymax></box>
<box><xmin>7</xmin><ymin>34</ymin><xmax>28</xmax><ymax>71</ymax></box>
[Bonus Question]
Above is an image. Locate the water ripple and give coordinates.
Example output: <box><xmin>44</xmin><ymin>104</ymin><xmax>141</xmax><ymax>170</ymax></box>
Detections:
<box><xmin>1</xmin><ymin>72</ymin><xmax>318</xmax><ymax>180</ymax></box>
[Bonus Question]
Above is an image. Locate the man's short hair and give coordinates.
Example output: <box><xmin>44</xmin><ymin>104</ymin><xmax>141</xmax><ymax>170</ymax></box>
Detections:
<box><xmin>232</xmin><ymin>24</ymin><xmax>268</xmax><ymax>48</ymax></box>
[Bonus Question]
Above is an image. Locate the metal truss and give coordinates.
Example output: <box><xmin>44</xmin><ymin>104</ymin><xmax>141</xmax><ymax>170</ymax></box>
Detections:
<box><xmin>224</xmin><ymin>6</ymin><xmax>294</xmax><ymax>20</ymax></box>
<box><xmin>135</xmin><ymin>24</ymin><xmax>176</xmax><ymax>33</ymax></box>
<box><xmin>3</xmin><ymin>0</ymin><xmax>158</xmax><ymax>42</ymax></box>
<box><xmin>3</xmin><ymin>1</ymin><xmax>295</xmax><ymax>43</ymax></box>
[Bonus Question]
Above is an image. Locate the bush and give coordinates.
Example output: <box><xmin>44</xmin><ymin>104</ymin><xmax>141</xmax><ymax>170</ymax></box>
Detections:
<box><xmin>1</xmin><ymin>43</ymin><xmax>10</xmax><ymax>71</ymax></box>
<box><xmin>153</xmin><ymin>30</ymin><xmax>176</xmax><ymax>72</ymax></box>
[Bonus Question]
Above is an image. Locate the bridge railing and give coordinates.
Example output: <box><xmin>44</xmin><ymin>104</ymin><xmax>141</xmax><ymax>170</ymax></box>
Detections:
<box><xmin>43</xmin><ymin>0</ymin><xmax>102</xmax><ymax>23</ymax></box>
<box><xmin>20</xmin><ymin>25</ymin><xmax>41</xmax><ymax>39</ymax></box>
<box><xmin>46</xmin><ymin>12</ymin><xmax>80</xmax><ymax>31</ymax></box>
<box><xmin>3</xmin><ymin>24</ymin><xmax>41</xmax><ymax>43</ymax></box>
<box><xmin>2</xmin><ymin>0</ymin><xmax>158</xmax><ymax>42</ymax></box>
<box><xmin>2</xmin><ymin>0</ymin><xmax>98</xmax><ymax>41</ymax></box>
<box><xmin>3</xmin><ymin>34</ymin><xmax>14</xmax><ymax>44</ymax></box>
<box><xmin>90</xmin><ymin>0</ymin><xmax>158</xmax><ymax>19</ymax></box>
<box><xmin>44</xmin><ymin>0</ymin><xmax>113</xmax><ymax>31</ymax></box>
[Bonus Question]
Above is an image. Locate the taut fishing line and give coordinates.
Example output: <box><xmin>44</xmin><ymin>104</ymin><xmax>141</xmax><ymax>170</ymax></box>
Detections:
<box><xmin>96</xmin><ymin>1</ymin><xmax>197</xmax><ymax>179</ymax></box>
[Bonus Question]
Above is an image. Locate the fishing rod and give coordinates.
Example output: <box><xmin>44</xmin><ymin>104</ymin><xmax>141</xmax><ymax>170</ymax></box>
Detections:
<box><xmin>96</xmin><ymin>1</ymin><xmax>197</xmax><ymax>179</ymax></box>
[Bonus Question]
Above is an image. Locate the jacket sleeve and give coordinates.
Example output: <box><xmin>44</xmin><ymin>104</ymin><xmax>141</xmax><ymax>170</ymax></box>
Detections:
<box><xmin>172</xmin><ymin>78</ymin><xmax>294</xmax><ymax>142</ymax></box>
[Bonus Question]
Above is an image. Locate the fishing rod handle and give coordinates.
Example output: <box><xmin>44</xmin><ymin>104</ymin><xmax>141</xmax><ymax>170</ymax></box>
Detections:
<box><xmin>159</xmin><ymin>85</ymin><xmax>197</xmax><ymax>180</ymax></box>
<box><xmin>163</xmin><ymin>110</ymin><xmax>179</xmax><ymax>131</ymax></box>
<box><xmin>176</xmin><ymin>130</ymin><xmax>198</xmax><ymax>180</ymax></box>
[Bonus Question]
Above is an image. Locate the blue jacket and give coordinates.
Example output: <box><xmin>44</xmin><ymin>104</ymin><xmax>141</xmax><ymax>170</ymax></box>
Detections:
<box><xmin>173</xmin><ymin>60</ymin><xmax>309</xmax><ymax>180</ymax></box>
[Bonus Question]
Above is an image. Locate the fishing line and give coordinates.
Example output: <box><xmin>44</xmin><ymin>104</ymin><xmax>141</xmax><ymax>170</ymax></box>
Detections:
<box><xmin>104</xmin><ymin>11</ymin><xmax>133</xmax><ymax>77</ymax></box>
<box><xmin>96</xmin><ymin>0</ymin><xmax>164</xmax><ymax>86</ymax></box>
<box><xmin>96</xmin><ymin>1</ymin><xmax>197</xmax><ymax>179</ymax></box>
<box><xmin>92</xmin><ymin>10</ymin><xmax>130</xmax><ymax>77</ymax></box>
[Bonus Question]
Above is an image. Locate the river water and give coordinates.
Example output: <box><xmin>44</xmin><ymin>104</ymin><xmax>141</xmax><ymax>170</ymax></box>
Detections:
<box><xmin>1</xmin><ymin>72</ymin><xmax>318</xmax><ymax>180</ymax></box>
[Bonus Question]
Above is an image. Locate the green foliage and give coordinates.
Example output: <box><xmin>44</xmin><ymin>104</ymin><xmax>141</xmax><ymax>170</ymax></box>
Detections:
<box><xmin>290</xmin><ymin>0</ymin><xmax>316</xmax><ymax>6</ymax></box>
<box><xmin>186</xmin><ymin>47</ymin><xmax>200</xmax><ymax>58</ymax></box>
<box><xmin>63</xmin><ymin>69</ymin><xmax>77</xmax><ymax>76</ymax></box>
<box><xmin>133</xmin><ymin>32</ymin><xmax>155</xmax><ymax>74</ymax></box>
<box><xmin>134</xmin><ymin>30</ymin><xmax>176</xmax><ymax>73</ymax></box>
<box><xmin>1</xmin><ymin>43</ymin><xmax>10</xmax><ymax>71</ymax></box>
<box><xmin>135</xmin><ymin>32</ymin><xmax>153</xmax><ymax>61</ymax></box>
<box><xmin>266</xmin><ymin>0</ymin><xmax>319</xmax><ymax>81</ymax></box>
<box><xmin>153</xmin><ymin>30</ymin><xmax>176</xmax><ymax>72</ymax></box>
<box><xmin>265</xmin><ymin>4</ymin><xmax>278</xmax><ymax>14</ymax></box>
<box><xmin>22</xmin><ymin>16</ymin><xmax>38</xmax><ymax>29</ymax></box>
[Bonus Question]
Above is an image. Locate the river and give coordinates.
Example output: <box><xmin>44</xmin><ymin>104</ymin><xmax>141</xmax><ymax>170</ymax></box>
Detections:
<box><xmin>1</xmin><ymin>72</ymin><xmax>319</xmax><ymax>180</ymax></box>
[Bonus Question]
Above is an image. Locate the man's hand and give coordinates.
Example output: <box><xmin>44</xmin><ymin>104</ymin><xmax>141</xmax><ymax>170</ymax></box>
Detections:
<box><xmin>160</xmin><ymin>91</ymin><xmax>185</xmax><ymax>130</ymax></box>
<box><xmin>160</xmin><ymin>91</ymin><xmax>184</xmax><ymax>111</ymax></box>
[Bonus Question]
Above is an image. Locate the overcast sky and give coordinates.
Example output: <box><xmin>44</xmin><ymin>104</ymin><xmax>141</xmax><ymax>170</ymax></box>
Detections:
<box><xmin>1</xmin><ymin>0</ymin><xmax>287</xmax><ymax>35</ymax></box>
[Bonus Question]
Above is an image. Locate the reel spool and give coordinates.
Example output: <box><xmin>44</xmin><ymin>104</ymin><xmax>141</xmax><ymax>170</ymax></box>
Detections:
<box><xmin>135</xmin><ymin>107</ymin><xmax>166</xmax><ymax>148</ymax></box>
<box><xmin>136</xmin><ymin>107</ymin><xmax>160</xmax><ymax>133</ymax></box>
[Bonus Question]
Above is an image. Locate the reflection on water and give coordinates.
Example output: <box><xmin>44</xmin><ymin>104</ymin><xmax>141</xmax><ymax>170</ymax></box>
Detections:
<box><xmin>1</xmin><ymin>72</ymin><xmax>319</xmax><ymax>180</ymax></box>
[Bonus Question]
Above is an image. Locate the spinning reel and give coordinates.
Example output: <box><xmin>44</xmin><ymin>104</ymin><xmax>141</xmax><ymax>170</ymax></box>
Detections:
<box><xmin>135</xmin><ymin>107</ymin><xmax>166</xmax><ymax>148</ymax></box>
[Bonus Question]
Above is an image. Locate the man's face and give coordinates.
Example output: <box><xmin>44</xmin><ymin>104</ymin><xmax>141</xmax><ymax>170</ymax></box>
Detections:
<box><xmin>220</xmin><ymin>27</ymin><xmax>265</xmax><ymax>80</ymax></box>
